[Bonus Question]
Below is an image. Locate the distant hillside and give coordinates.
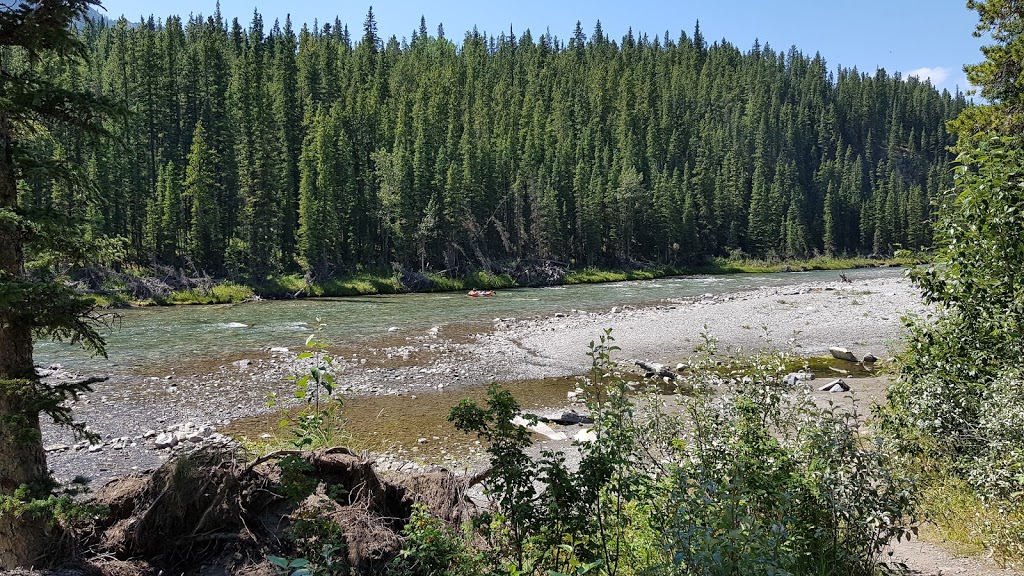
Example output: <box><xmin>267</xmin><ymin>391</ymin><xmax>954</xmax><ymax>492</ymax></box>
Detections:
<box><xmin>29</xmin><ymin>10</ymin><xmax>966</xmax><ymax>279</ymax></box>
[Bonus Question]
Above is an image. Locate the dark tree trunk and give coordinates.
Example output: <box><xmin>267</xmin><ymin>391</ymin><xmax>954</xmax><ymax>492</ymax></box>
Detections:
<box><xmin>0</xmin><ymin>105</ymin><xmax>50</xmax><ymax>569</ymax></box>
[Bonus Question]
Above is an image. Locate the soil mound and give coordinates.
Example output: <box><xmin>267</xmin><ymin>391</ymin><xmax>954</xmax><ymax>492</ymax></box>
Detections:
<box><xmin>59</xmin><ymin>446</ymin><xmax>476</xmax><ymax>575</ymax></box>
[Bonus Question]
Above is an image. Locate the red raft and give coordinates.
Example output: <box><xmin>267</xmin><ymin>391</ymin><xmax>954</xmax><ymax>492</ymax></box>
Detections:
<box><xmin>467</xmin><ymin>289</ymin><xmax>495</xmax><ymax>297</ymax></box>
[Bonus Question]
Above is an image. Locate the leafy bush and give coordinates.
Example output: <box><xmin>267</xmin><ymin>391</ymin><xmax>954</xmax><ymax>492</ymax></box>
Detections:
<box><xmin>656</xmin><ymin>343</ymin><xmax>914</xmax><ymax>576</ymax></box>
<box><xmin>389</xmin><ymin>504</ymin><xmax>484</xmax><ymax>576</ymax></box>
<box><xmin>448</xmin><ymin>330</ymin><xmax>914</xmax><ymax>575</ymax></box>
<box><xmin>876</xmin><ymin>137</ymin><xmax>1024</xmax><ymax>563</ymax></box>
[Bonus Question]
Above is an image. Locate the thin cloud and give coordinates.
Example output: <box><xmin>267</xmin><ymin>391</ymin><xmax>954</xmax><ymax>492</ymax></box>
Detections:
<box><xmin>908</xmin><ymin>66</ymin><xmax>950</xmax><ymax>86</ymax></box>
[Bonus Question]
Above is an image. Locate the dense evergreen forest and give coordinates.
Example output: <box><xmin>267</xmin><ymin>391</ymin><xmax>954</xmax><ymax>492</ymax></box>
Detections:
<box><xmin>20</xmin><ymin>8</ymin><xmax>967</xmax><ymax>278</ymax></box>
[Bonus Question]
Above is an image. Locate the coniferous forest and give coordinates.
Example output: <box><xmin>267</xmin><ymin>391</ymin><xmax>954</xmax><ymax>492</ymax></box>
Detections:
<box><xmin>22</xmin><ymin>8</ymin><xmax>967</xmax><ymax>279</ymax></box>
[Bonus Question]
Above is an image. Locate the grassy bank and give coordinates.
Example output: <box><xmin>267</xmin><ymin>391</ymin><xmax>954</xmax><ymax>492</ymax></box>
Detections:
<box><xmin>89</xmin><ymin>254</ymin><xmax>924</xmax><ymax>306</ymax></box>
<box><xmin>563</xmin><ymin>254</ymin><xmax>922</xmax><ymax>283</ymax></box>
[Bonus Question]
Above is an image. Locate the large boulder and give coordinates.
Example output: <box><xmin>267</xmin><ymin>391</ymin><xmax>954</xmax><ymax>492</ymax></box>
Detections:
<box><xmin>829</xmin><ymin>347</ymin><xmax>858</xmax><ymax>362</ymax></box>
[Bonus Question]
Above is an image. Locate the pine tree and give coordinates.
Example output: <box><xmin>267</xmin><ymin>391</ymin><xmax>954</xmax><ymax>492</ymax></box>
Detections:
<box><xmin>21</xmin><ymin>6</ymin><xmax>968</xmax><ymax>279</ymax></box>
<box><xmin>0</xmin><ymin>1</ymin><xmax>113</xmax><ymax>567</ymax></box>
<box><xmin>184</xmin><ymin>121</ymin><xmax>220</xmax><ymax>272</ymax></box>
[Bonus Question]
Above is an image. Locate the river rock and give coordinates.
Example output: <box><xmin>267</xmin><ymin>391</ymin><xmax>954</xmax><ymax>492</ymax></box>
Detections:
<box><xmin>575</xmin><ymin>428</ymin><xmax>597</xmax><ymax>443</ymax></box>
<box><xmin>154</xmin><ymin>432</ymin><xmax>177</xmax><ymax>449</ymax></box>
<box><xmin>87</xmin><ymin>443</ymin><xmax>103</xmax><ymax>453</ymax></box>
<box><xmin>862</xmin><ymin>353</ymin><xmax>878</xmax><ymax>363</ymax></box>
<box><xmin>784</xmin><ymin>371</ymin><xmax>815</xmax><ymax>385</ymax></box>
<box><xmin>511</xmin><ymin>416</ymin><xmax>568</xmax><ymax>441</ymax></box>
<box><xmin>233</xmin><ymin>359</ymin><xmax>251</xmax><ymax>368</ymax></box>
<box><xmin>539</xmin><ymin>411</ymin><xmax>594</xmax><ymax>425</ymax></box>
<box><xmin>819</xmin><ymin>379</ymin><xmax>850</xmax><ymax>393</ymax></box>
<box><xmin>829</xmin><ymin>347</ymin><xmax>858</xmax><ymax>362</ymax></box>
<box><xmin>269</xmin><ymin>347</ymin><xmax>290</xmax><ymax>353</ymax></box>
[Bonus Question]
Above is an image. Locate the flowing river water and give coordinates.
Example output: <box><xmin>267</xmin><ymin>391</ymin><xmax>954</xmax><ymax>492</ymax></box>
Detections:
<box><xmin>38</xmin><ymin>266</ymin><xmax>904</xmax><ymax>375</ymax></box>
<box><xmin>40</xmin><ymin>265</ymin><xmax>909</xmax><ymax>476</ymax></box>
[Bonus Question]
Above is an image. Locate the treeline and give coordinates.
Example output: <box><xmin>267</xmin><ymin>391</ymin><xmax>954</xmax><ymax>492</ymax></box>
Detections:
<box><xmin>20</xmin><ymin>8</ymin><xmax>966</xmax><ymax>278</ymax></box>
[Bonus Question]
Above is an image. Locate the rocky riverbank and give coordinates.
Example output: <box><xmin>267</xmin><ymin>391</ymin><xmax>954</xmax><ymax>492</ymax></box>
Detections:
<box><xmin>41</xmin><ymin>271</ymin><xmax>927</xmax><ymax>487</ymax></box>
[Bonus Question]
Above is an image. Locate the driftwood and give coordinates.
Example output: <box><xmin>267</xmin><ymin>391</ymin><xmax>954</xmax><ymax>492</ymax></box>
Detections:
<box><xmin>537</xmin><ymin>412</ymin><xmax>595</xmax><ymax>425</ymax></box>
<box><xmin>635</xmin><ymin>359</ymin><xmax>677</xmax><ymax>380</ymax></box>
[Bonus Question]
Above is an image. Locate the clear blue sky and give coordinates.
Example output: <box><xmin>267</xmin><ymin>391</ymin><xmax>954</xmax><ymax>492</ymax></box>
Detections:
<box><xmin>97</xmin><ymin>0</ymin><xmax>985</xmax><ymax>94</ymax></box>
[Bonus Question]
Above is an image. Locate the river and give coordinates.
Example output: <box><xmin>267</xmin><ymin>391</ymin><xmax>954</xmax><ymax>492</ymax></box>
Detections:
<box><xmin>37</xmin><ymin>266</ymin><xmax>906</xmax><ymax>375</ymax></box>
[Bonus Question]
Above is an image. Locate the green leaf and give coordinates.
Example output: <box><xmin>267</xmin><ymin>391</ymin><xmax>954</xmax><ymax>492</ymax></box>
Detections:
<box><xmin>267</xmin><ymin>556</ymin><xmax>289</xmax><ymax>568</ymax></box>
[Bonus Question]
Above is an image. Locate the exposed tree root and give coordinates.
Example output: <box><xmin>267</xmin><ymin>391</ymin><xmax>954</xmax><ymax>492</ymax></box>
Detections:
<box><xmin>56</xmin><ymin>446</ymin><xmax>481</xmax><ymax>575</ymax></box>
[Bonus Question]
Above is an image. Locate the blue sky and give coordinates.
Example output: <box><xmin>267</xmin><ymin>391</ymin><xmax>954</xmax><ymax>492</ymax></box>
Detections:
<box><xmin>98</xmin><ymin>1</ymin><xmax>984</xmax><ymax>94</ymax></box>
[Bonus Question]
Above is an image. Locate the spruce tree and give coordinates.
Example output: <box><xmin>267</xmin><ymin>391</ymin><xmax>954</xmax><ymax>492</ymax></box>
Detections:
<box><xmin>184</xmin><ymin>121</ymin><xmax>220</xmax><ymax>272</ymax></box>
<box><xmin>0</xmin><ymin>1</ymin><xmax>112</xmax><ymax>567</ymax></box>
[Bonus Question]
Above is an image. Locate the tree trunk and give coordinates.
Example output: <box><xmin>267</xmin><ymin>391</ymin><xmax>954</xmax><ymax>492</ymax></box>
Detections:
<box><xmin>0</xmin><ymin>105</ymin><xmax>50</xmax><ymax>569</ymax></box>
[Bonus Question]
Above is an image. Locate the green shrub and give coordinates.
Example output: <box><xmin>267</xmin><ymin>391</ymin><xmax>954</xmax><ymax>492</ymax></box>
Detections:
<box><xmin>448</xmin><ymin>330</ymin><xmax>914</xmax><ymax>576</ymax></box>
<box><xmin>389</xmin><ymin>505</ymin><xmax>484</xmax><ymax>576</ymax></box>
<box><xmin>267</xmin><ymin>320</ymin><xmax>345</xmax><ymax>450</ymax></box>
<box><xmin>876</xmin><ymin>137</ymin><xmax>1024</xmax><ymax>564</ymax></box>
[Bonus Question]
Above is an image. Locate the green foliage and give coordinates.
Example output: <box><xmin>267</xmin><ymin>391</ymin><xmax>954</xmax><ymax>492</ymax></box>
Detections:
<box><xmin>22</xmin><ymin>10</ymin><xmax>965</xmax><ymax>279</ymax></box>
<box><xmin>166</xmin><ymin>283</ymin><xmax>254</xmax><ymax>304</ymax></box>
<box><xmin>449</xmin><ymin>384</ymin><xmax>539</xmax><ymax>572</ymax></box>
<box><xmin>267</xmin><ymin>319</ymin><xmax>345</xmax><ymax>449</ymax></box>
<box><xmin>879</xmin><ymin>138</ymin><xmax>1024</xmax><ymax>474</ymax></box>
<box><xmin>1</xmin><ymin>3</ymin><xmax>119</xmax><ymax>564</ymax></box>
<box><xmin>956</xmin><ymin>0</ymin><xmax>1024</xmax><ymax>139</ymax></box>
<box><xmin>0</xmin><ymin>480</ymin><xmax>102</xmax><ymax>524</ymax></box>
<box><xmin>875</xmin><ymin>4</ymin><xmax>1024</xmax><ymax>564</ymax></box>
<box><xmin>389</xmin><ymin>504</ymin><xmax>484</xmax><ymax>576</ymax></box>
<box><xmin>657</xmin><ymin>339</ymin><xmax>914</xmax><ymax>576</ymax></box>
<box><xmin>268</xmin><ymin>555</ymin><xmax>312</xmax><ymax>576</ymax></box>
<box><xmin>448</xmin><ymin>330</ymin><xmax>913</xmax><ymax>575</ymax></box>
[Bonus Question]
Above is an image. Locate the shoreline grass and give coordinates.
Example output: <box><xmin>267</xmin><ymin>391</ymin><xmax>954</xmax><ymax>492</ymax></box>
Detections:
<box><xmin>89</xmin><ymin>254</ymin><xmax>925</xmax><ymax>307</ymax></box>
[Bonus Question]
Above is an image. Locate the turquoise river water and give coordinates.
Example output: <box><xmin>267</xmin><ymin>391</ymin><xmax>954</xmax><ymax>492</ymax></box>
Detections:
<box><xmin>36</xmin><ymin>267</ymin><xmax>905</xmax><ymax>375</ymax></box>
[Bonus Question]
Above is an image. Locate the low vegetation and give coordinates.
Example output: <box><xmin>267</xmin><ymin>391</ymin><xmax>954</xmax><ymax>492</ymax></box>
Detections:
<box><xmin>873</xmin><ymin>4</ymin><xmax>1024</xmax><ymax>566</ymax></box>
<box><xmin>78</xmin><ymin>254</ymin><xmax>920</xmax><ymax>306</ymax></box>
<box><xmin>240</xmin><ymin>331</ymin><xmax>916</xmax><ymax>575</ymax></box>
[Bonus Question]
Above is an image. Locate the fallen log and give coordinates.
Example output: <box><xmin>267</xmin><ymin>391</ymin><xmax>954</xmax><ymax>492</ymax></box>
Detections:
<box><xmin>635</xmin><ymin>359</ymin><xmax>677</xmax><ymax>379</ymax></box>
